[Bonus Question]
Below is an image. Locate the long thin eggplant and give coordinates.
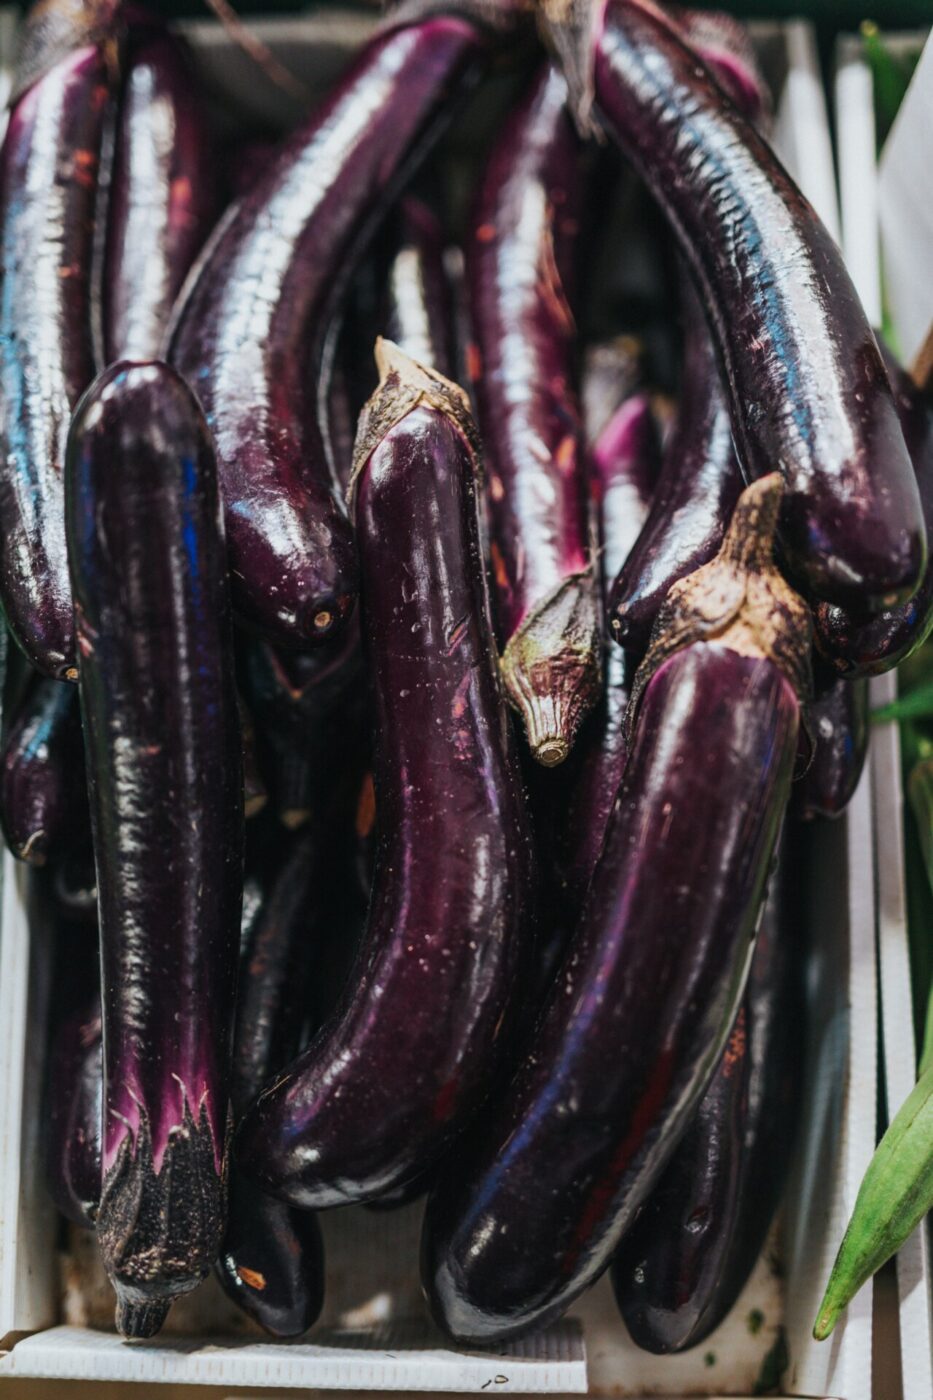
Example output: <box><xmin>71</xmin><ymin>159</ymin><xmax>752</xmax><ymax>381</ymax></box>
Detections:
<box><xmin>0</xmin><ymin>674</ymin><xmax>87</xmax><ymax>866</ymax></box>
<box><xmin>557</xmin><ymin>383</ymin><xmax>658</xmax><ymax>911</ymax></box>
<box><xmin>386</xmin><ymin>193</ymin><xmax>455</xmax><ymax>376</ymax></box>
<box><xmin>814</xmin><ymin>361</ymin><xmax>933</xmax><ymax>676</ymax></box>
<box><xmin>65</xmin><ymin>360</ymin><xmax>243</xmax><ymax>1339</ymax></box>
<box><xmin>236</xmin><ymin>342</ymin><xmax>533</xmax><ymax>1208</ymax></box>
<box><xmin>609</xmin><ymin>272</ymin><xmax>743</xmax><ymax>657</ymax></box>
<box><xmin>794</xmin><ymin>671</ymin><xmax>869</xmax><ymax>821</ymax></box>
<box><xmin>612</xmin><ymin>848</ymin><xmax>802</xmax><ymax>1352</ymax></box>
<box><xmin>216</xmin><ymin>829</ymin><xmax>324</xmax><ymax>1338</ymax></box>
<box><xmin>543</xmin><ymin>0</ymin><xmax>925</xmax><ymax>614</ymax></box>
<box><xmin>46</xmin><ymin>992</ymin><xmax>103</xmax><ymax>1230</ymax></box>
<box><xmin>469</xmin><ymin>63</ymin><xmax>597</xmax><ymax>766</ymax></box>
<box><xmin>422</xmin><ymin>474</ymin><xmax>808</xmax><ymax>1344</ymax></box>
<box><xmin>103</xmin><ymin>22</ymin><xmax>216</xmax><ymax>362</ymax></box>
<box><xmin>167</xmin><ymin>5</ymin><xmax>514</xmax><ymax>651</ymax></box>
<box><xmin>0</xmin><ymin>3</ymin><xmax>118</xmax><ymax>679</ymax></box>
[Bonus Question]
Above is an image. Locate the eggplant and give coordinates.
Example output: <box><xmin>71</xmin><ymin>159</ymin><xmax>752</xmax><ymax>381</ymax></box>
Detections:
<box><xmin>422</xmin><ymin>474</ymin><xmax>809</xmax><ymax>1344</ymax></box>
<box><xmin>167</xmin><ymin>7</ymin><xmax>509</xmax><ymax>651</ymax></box>
<box><xmin>53</xmin><ymin>847</ymin><xmax>98</xmax><ymax>922</ymax></box>
<box><xmin>236</xmin><ymin>342</ymin><xmax>533</xmax><ymax>1208</ymax></box>
<box><xmin>65</xmin><ymin>360</ymin><xmax>243</xmax><ymax>1339</ymax></box>
<box><xmin>581</xmin><ymin>335</ymin><xmax>646</xmax><ymax>447</ymax></box>
<box><xmin>216</xmin><ymin>829</ymin><xmax>325</xmax><ymax>1338</ymax></box>
<box><xmin>612</xmin><ymin>846</ymin><xmax>802</xmax><ymax>1352</ymax></box>
<box><xmin>794</xmin><ymin>671</ymin><xmax>869</xmax><ymax>821</ymax></box>
<box><xmin>609</xmin><ymin>274</ymin><xmax>743</xmax><ymax>657</ymax></box>
<box><xmin>557</xmin><ymin>384</ymin><xmax>658</xmax><ymax>911</ymax></box>
<box><xmin>469</xmin><ymin>63</ymin><xmax>597</xmax><ymax>766</ymax></box>
<box><xmin>543</xmin><ymin>0</ymin><xmax>925</xmax><ymax>614</ymax></box>
<box><xmin>46</xmin><ymin>993</ymin><xmax>103</xmax><ymax>1230</ymax></box>
<box><xmin>103</xmin><ymin>23</ymin><xmax>217</xmax><ymax>362</ymax></box>
<box><xmin>386</xmin><ymin>193</ymin><xmax>455</xmax><ymax>376</ymax></box>
<box><xmin>0</xmin><ymin>4</ymin><xmax>118</xmax><ymax>679</ymax></box>
<box><xmin>814</xmin><ymin>362</ymin><xmax>933</xmax><ymax>676</ymax></box>
<box><xmin>0</xmin><ymin>674</ymin><xmax>87</xmax><ymax>866</ymax></box>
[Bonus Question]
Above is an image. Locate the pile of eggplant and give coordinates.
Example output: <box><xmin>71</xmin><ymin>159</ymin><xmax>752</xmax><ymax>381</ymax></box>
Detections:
<box><xmin>14</xmin><ymin>0</ymin><xmax>931</xmax><ymax>1353</ymax></box>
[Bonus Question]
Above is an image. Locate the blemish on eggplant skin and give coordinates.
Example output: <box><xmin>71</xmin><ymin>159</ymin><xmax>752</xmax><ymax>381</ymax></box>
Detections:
<box><xmin>704</xmin><ymin>1352</ymin><xmax>716</xmax><ymax>1367</ymax></box>
<box><xmin>748</xmin><ymin>1307</ymin><xmax>765</xmax><ymax>1335</ymax></box>
<box><xmin>236</xmin><ymin>1265</ymin><xmax>266</xmax><ymax>1291</ymax></box>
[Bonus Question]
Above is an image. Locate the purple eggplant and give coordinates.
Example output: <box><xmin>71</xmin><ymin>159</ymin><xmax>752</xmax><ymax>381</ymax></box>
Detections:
<box><xmin>53</xmin><ymin>847</ymin><xmax>98</xmax><ymax>922</ymax></box>
<box><xmin>544</xmin><ymin>0</ymin><xmax>925</xmax><ymax>614</ymax></box>
<box><xmin>236</xmin><ymin>342</ymin><xmax>533</xmax><ymax>1208</ymax></box>
<box><xmin>469</xmin><ymin>63</ymin><xmax>597</xmax><ymax>766</ymax></box>
<box><xmin>557</xmin><ymin>384</ymin><xmax>659</xmax><ymax>911</ymax></box>
<box><xmin>216</xmin><ymin>829</ymin><xmax>324</xmax><ymax>1338</ymax></box>
<box><xmin>0</xmin><ymin>674</ymin><xmax>87</xmax><ymax>866</ymax></box>
<box><xmin>167</xmin><ymin>8</ymin><xmax>509</xmax><ymax>652</ymax></box>
<box><xmin>46</xmin><ymin>993</ymin><xmax>103</xmax><ymax>1230</ymax></box>
<box><xmin>794</xmin><ymin>671</ymin><xmax>869</xmax><ymax>821</ymax></box>
<box><xmin>581</xmin><ymin>335</ymin><xmax>647</xmax><ymax>447</ymax></box>
<box><xmin>814</xmin><ymin>362</ymin><xmax>933</xmax><ymax>676</ymax></box>
<box><xmin>0</xmin><ymin>4</ymin><xmax>118</xmax><ymax>679</ymax></box>
<box><xmin>386</xmin><ymin>193</ymin><xmax>455</xmax><ymax>376</ymax></box>
<box><xmin>66</xmin><ymin>360</ymin><xmax>243</xmax><ymax>1339</ymax></box>
<box><xmin>103</xmin><ymin>23</ymin><xmax>216</xmax><ymax>362</ymax></box>
<box><xmin>609</xmin><ymin>273</ymin><xmax>743</xmax><ymax>657</ymax></box>
<box><xmin>612</xmin><ymin>845</ymin><xmax>802</xmax><ymax>1352</ymax></box>
<box><xmin>422</xmin><ymin>474</ymin><xmax>808</xmax><ymax>1343</ymax></box>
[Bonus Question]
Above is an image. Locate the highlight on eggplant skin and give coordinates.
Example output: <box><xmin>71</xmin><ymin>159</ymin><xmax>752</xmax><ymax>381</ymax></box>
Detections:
<box><xmin>385</xmin><ymin>193</ymin><xmax>456</xmax><ymax>378</ymax></box>
<box><xmin>422</xmin><ymin>475</ymin><xmax>808</xmax><ymax>1345</ymax></box>
<box><xmin>167</xmin><ymin>13</ymin><xmax>494</xmax><ymax>653</ymax></box>
<box><xmin>794</xmin><ymin>672</ymin><xmax>869</xmax><ymax>822</ymax></box>
<box><xmin>814</xmin><ymin>360</ymin><xmax>933</xmax><ymax>677</ymax></box>
<box><xmin>65</xmin><ymin>359</ymin><xmax>243</xmax><ymax>1340</ymax></box>
<box><xmin>0</xmin><ymin>675</ymin><xmax>87</xmax><ymax>867</ymax></box>
<box><xmin>0</xmin><ymin>21</ymin><xmax>116</xmax><ymax>680</ymax></box>
<box><xmin>468</xmin><ymin>62</ymin><xmax>599</xmax><ymax>767</ymax></box>
<box><xmin>103</xmin><ymin>22</ymin><xmax>217</xmax><ymax>363</ymax></box>
<box><xmin>235</xmin><ymin>341</ymin><xmax>533</xmax><ymax>1211</ymax></box>
<box><xmin>611</xmin><ymin>850</ymin><xmax>803</xmax><ymax>1353</ymax></box>
<box><xmin>545</xmin><ymin>0</ymin><xmax>926</xmax><ymax>616</ymax></box>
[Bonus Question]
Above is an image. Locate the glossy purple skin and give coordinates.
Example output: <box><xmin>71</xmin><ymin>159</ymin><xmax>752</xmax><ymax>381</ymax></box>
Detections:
<box><xmin>216</xmin><ymin>829</ymin><xmax>324</xmax><ymax>1338</ymax></box>
<box><xmin>794</xmin><ymin>673</ymin><xmax>869</xmax><ymax>821</ymax></box>
<box><xmin>469</xmin><ymin>63</ymin><xmax>588</xmax><ymax>640</ymax></box>
<box><xmin>557</xmin><ymin>391</ymin><xmax>658</xmax><ymax>911</ymax></box>
<box><xmin>0</xmin><ymin>45</ymin><xmax>111</xmax><ymax>679</ymax></box>
<box><xmin>45</xmin><ymin>995</ymin><xmax>103</xmax><ymax>1230</ymax></box>
<box><xmin>612</xmin><ymin>855</ymin><xmax>801</xmax><ymax>1352</ymax></box>
<box><xmin>422</xmin><ymin>642</ymin><xmax>798</xmax><ymax>1344</ymax></box>
<box><xmin>66</xmin><ymin>360</ymin><xmax>243</xmax><ymax>1333</ymax></box>
<box><xmin>609</xmin><ymin>277</ymin><xmax>743</xmax><ymax>656</ymax></box>
<box><xmin>168</xmin><ymin>18</ymin><xmax>487</xmax><ymax>650</ymax></box>
<box><xmin>236</xmin><ymin>402</ymin><xmax>533</xmax><ymax>1209</ymax></box>
<box><xmin>386</xmin><ymin>195</ymin><xmax>455</xmax><ymax>377</ymax></box>
<box><xmin>104</xmin><ymin>27</ymin><xmax>217</xmax><ymax>362</ymax></box>
<box><xmin>0</xmin><ymin>674</ymin><xmax>87</xmax><ymax>866</ymax></box>
<box><xmin>592</xmin><ymin>0</ymin><xmax>925</xmax><ymax>613</ymax></box>
<box><xmin>814</xmin><ymin>366</ymin><xmax>933</xmax><ymax>675</ymax></box>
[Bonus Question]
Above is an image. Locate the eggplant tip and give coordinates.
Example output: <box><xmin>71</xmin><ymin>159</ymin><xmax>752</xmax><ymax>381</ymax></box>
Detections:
<box><xmin>534</xmin><ymin>736</ymin><xmax>570</xmax><ymax>768</ymax></box>
<box><xmin>115</xmin><ymin>1294</ymin><xmax>173</xmax><ymax>1340</ymax></box>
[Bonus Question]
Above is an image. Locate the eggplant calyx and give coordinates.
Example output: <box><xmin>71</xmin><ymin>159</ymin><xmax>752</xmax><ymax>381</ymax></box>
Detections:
<box><xmin>537</xmin><ymin>0</ymin><xmax>602</xmax><ymax>137</ymax></box>
<box><xmin>500</xmin><ymin>567</ymin><xmax>602</xmax><ymax>767</ymax></box>
<box><xmin>383</xmin><ymin>0</ymin><xmax>535</xmax><ymax>40</ymax></box>
<box><xmin>11</xmin><ymin>0</ymin><xmax>121</xmax><ymax>106</ymax></box>
<box><xmin>348</xmin><ymin>339</ymin><xmax>482</xmax><ymax>512</ymax></box>
<box><xmin>115</xmin><ymin>1295</ymin><xmax>172</xmax><ymax>1340</ymax></box>
<box><xmin>626</xmin><ymin>474</ymin><xmax>812</xmax><ymax>736</ymax></box>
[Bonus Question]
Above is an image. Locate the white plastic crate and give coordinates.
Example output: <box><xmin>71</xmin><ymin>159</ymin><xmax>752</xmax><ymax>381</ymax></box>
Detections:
<box><xmin>0</xmin><ymin>15</ymin><xmax>878</xmax><ymax>1397</ymax></box>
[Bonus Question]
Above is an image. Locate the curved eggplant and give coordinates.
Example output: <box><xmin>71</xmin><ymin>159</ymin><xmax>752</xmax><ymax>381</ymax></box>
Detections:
<box><xmin>236</xmin><ymin>342</ymin><xmax>533</xmax><ymax>1208</ymax></box>
<box><xmin>0</xmin><ymin>9</ymin><xmax>117</xmax><ymax>679</ymax></box>
<box><xmin>66</xmin><ymin>360</ymin><xmax>243</xmax><ymax>1339</ymax></box>
<box><xmin>794</xmin><ymin>671</ymin><xmax>869</xmax><ymax>821</ymax></box>
<box><xmin>469</xmin><ymin>63</ymin><xmax>597</xmax><ymax>766</ymax></box>
<box><xmin>104</xmin><ymin>23</ymin><xmax>217</xmax><ymax>362</ymax></box>
<box><xmin>544</xmin><ymin>0</ymin><xmax>925</xmax><ymax>614</ymax></box>
<box><xmin>167</xmin><ymin>11</ymin><xmax>500</xmax><ymax>651</ymax></box>
<box><xmin>0</xmin><ymin>675</ymin><xmax>87</xmax><ymax>866</ymax></box>
<box><xmin>612</xmin><ymin>849</ymin><xmax>802</xmax><ymax>1352</ymax></box>
<box><xmin>814</xmin><ymin>363</ymin><xmax>933</xmax><ymax>676</ymax></box>
<box><xmin>609</xmin><ymin>274</ymin><xmax>743</xmax><ymax>657</ymax></box>
<box><xmin>45</xmin><ymin>994</ymin><xmax>103</xmax><ymax>1230</ymax></box>
<box><xmin>386</xmin><ymin>193</ymin><xmax>455</xmax><ymax>376</ymax></box>
<box><xmin>422</xmin><ymin>475</ymin><xmax>808</xmax><ymax>1344</ymax></box>
<box><xmin>216</xmin><ymin>829</ymin><xmax>324</xmax><ymax>1338</ymax></box>
<box><xmin>581</xmin><ymin>335</ymin><xmax>646</xmax><ymax>447</ymax></box>
<box><xmin>557</xmin><ymin>385</ymin><xmax>658</xmax><ymax>911</ymax></box>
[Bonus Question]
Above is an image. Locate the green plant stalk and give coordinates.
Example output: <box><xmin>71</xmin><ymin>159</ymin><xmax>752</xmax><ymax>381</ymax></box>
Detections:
<box><xmin>813</xmin><ymin>1065</ymin><xmax>933</xmax><ymax>1340</ymax></box>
